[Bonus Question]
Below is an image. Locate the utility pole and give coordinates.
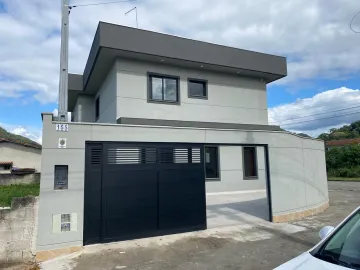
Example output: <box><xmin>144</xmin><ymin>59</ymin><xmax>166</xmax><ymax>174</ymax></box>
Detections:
<box><xmin>58</xmin><ymin>0</ymin><xmax>70</xmax><ymax>122</ymax></box>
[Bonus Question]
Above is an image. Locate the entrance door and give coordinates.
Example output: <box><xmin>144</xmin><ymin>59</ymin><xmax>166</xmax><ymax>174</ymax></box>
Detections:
<box><xmin>84</xmin><ymin>142</ymin><xmax>206</xmax><ymax>245</ymax></box>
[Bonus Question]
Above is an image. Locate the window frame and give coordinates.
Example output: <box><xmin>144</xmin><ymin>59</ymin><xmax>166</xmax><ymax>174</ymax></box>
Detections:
<box><xmin>61</xmin><ymin>214</ymin><xmax>71</xmax><ymax>232</ymax></box>
<box><xmin>54</xmin><ymin>165</ymin><xmax>69</xmax><ymax>190</ymax></box>
<box><xmin>242</xmin><ymin>146</ymin><xmax>259</xmax><ymax>180</ymax></box>
<box><xmin>95</xmin><ymin>96</ymin><xmax>100</xmax><ymax>120</ymax></box>
<box><xmin>204</xmin><ymin>145</ymin><xmax>221</xmax><ymax>181</ymax></box>
<box><xmin>188</xmin><ymin>78</ymin><xmax>208</xmax><ymax>99</ymax></box>
<box><xmin>147</xmin><ymin>72</ymin><xmax>180</xmax><ymax>104</ymax></box>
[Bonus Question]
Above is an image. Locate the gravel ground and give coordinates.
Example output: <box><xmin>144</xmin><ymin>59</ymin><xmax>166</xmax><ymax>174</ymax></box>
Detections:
<box><xmin>70</xmin><ymin>182</ymin><xmax>360</xmax><ymax>270</ymax></box>
<box><xmin>6</xmin><ymin>182</ymin><xmax>360</xmax><ymax>270</ymax></box>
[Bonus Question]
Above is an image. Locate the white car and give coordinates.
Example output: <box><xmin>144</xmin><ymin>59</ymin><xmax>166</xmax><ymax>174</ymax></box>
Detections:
<box><xmin>275</xmin><ymin>206</ymin><xmax>360</xmax><ymax>270</ymax></box>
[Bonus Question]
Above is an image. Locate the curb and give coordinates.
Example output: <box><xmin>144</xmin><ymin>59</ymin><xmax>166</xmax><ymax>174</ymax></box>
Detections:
<box><xmin>328</xmin><ymin>180</ymin><xmax>360</xmax><ymax>182</ymax></box>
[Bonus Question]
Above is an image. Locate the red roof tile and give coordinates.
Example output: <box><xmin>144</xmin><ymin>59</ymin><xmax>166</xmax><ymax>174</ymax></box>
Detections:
<box><xmin>0</xmin><ymin>138</ymin><xmax>41</xmax><ymax>149</ymax></box>
<box><xmin>326</xmin><ymin>138</ymin><xmax>360</xmax><ymax>146</ymax></box>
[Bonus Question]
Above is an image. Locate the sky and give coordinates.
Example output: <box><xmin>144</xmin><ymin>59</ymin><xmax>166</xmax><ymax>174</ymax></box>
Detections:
<box><xmin>0</xmin><ymin>0</ymin><xmax>360</xmax><ymax>143</ymax></box>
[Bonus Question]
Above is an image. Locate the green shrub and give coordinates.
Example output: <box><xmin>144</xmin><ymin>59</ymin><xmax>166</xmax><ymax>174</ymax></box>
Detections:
<box><xmin>0</xmin><ymin>183</ymin><xmax>40</xmax><ymax>207</ymax></box>
<box><xmin>328</xmin><ymin>166</ymin><xmax>360</xmax><ymax>178</ymax></box>
<box><xmin>326</xmin><ymin>144</ymin><xmax>360</xmax><ymax>170</ymax></box>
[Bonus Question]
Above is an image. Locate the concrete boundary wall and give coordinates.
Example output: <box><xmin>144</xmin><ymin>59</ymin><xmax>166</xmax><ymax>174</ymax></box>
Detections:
<box><xmin>0</xmin><ymin>197</ymin><xmax>38</xmax><ymax>264</ymax></box>
<box><xmin>37</xmin><ymin>113</ymin><xmax>328</xmax><ymax>252</ymax></box>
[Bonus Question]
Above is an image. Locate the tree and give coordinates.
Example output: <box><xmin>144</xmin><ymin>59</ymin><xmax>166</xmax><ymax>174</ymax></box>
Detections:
<box><xmin>317</xmin><ymin>120</ymin><xmax>360</xmax><ymax>141</ymax></box>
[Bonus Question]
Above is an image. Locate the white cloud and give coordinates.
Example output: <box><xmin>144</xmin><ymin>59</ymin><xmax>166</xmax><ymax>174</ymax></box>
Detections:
<box><xmin>0</xmin><ymin>0</ymin><xmax>360</xmax><ymax>103</ymax></box>
<box><xmin>1</xmin><ymin>124</ymin><xmax>42</xmax><ymax>144</ymax></box>
<box><xmin>269</xmin><ymin>87</ymin><xmax>360</xmax><ymax>136</ymax></box>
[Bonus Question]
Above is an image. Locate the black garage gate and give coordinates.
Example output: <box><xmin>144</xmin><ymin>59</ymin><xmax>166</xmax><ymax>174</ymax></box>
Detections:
<box><xmin>83</xmin><ymin>142</ymin><xmax>207</xmax><ymax>245</ymax></box>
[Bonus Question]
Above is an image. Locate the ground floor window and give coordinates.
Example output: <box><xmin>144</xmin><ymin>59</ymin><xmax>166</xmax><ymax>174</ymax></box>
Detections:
<box><xmin>243</xmin><ymin>146</ymin><xmax>258</xmax><ymax>179</ymax></box>
<box><xmin>205</xmin><ymin>146</ymin><xmax>219</xmax><ymax>179</ymax></box>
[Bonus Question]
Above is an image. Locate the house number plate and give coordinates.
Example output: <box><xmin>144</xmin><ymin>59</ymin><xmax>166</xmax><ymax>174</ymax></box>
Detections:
<box><xmin>56</xmin><ymin>124</ymin><xmax>69</xmax><ymax>132</ymax></box>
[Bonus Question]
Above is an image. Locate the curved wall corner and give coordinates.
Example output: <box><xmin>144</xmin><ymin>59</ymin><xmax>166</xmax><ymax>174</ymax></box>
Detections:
<box><xmin>273</xmin><ymin>201</ymin><xmax>329</xmax><ymax>223</ymax></box>
<box><xmin>268</xmin><ymin>134</ymin><xmax>329</xmax><ymax>222</ymax></box>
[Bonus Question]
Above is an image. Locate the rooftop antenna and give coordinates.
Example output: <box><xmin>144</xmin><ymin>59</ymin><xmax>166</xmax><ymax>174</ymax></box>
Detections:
<box><xmin>57</xmin><ymin>0</ymin><xmax>136</xmax><ymax>122</ymax></box>
<box><xmin>125</xmin><ymin>7</ymin><xmax>138</xmax><ymax>28</ymax></box>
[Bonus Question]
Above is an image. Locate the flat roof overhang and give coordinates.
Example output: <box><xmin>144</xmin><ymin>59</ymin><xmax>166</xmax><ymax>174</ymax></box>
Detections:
<box><xmin>69</xmin><ymin>22</ymin><xmax>287</xmax><ymax>108</ymax></box>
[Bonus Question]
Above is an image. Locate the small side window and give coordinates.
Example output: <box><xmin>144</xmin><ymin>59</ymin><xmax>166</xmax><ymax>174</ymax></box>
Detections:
<box><xmin>243</xmin><ymin>147</ymin><xmax>258</xmax><ymax>179</ymax></box>
<box><xmin>188</xmin><ymin>79</ymin><xmax>207</xmax><ymax>99</ymax></box>
<box><xmin>205</xmin><ymin>146</ymin><xmax>219</xmax><ymax>180</ymax></box>
<box><xmin>95</xmin><ymin>96</ymin><xmax>100</xmax><ymax>120</ymax></box>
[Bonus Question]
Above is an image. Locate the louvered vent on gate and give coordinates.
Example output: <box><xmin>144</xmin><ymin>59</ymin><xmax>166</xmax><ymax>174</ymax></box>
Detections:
<box><xmin>108</xmin><ymin>147</ymin><xmax>157</xmax><ymax>164</ymax></box>
<box><xmin>91</xmin><ymin>148</ymin><xmax>102</xmax><ymax>165</ymax></box>
<box><xmin>174</xmin><ymin>148</ymin><xmax>189</xmax><ymax>163</ymax></box>
<box><xmin>192</xmin><ymin>148</ymin><xmax>201</xmax><ymax>163</ymax></box>
<box><xmin>159</xmin><ymin>148</ymin><xmax>174</xmax><ymax>163</ymax></box>
<box><xmin>140</xmin><ymin>148</ymin><xmax>157</xmax><ymax>164</ymax></box>
<box><xmin>108</xmin><ymin>148</ymin><xmax>140</xmax><ymax>164</ymax></box>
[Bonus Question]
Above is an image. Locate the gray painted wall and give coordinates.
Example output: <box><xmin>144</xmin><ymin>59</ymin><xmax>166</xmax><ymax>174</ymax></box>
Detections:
<box><xmin>73</xmin><ymin>95</ymin><xmax>94</xmax><ymax>123</ymax></box>
<box><xmin>116</xmin><ymin>59</ymin><xmax>268</xmax><ymax>125</ymax></box>
<box><xmin>0</xmin><ymin>143</ymin><xmax>41</xmax><ymax>172</ymax></box>
<box><xmin>37</xmin><ymin>113</ymin><xmax>328</xmax><ymax>251</ymax></box>
<box><xmin>95</xmin><ymin>63</ymin><xmax>117</xmax><ymax>124</ymax></box>
<box><xmin>206</xmin><ymin>146</ymin><xmax>266</xmax><ymax>193</ymax></box>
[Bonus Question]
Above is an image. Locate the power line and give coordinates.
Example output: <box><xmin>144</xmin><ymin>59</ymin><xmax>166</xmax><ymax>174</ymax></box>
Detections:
<box><xmin>70</xmin><ymin>0</ymin><xmax>136</xmax><ymax>8</ymax></box>
<box><xmin>350</xmin><ymin>10</ymin><xmax>360</xmax><ymax>33</ymax></box>
<box><xmin>270</xmin><ymin>104</ymin><xmax>360</xmax><ymax>124</ymax></box>
<box><xmin>279</xmin><ymin>110</ymin><xmax>360</xmax><ymax>127</ymax></box>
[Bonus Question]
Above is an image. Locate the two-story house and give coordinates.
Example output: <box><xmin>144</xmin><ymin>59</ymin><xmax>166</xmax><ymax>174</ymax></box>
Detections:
<box><xmin>36</xmin><ymin>22</ymin><xmax>328</xmax><ymax>260</ymax></box>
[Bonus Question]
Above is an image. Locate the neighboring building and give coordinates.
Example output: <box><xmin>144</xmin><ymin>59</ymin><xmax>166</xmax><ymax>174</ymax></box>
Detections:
<box><xmin>325</xmin><ymin>138</ymin><xmax>360</xmax><ymax>150</ymax></box>
<box><xmin>0</xmin><ymin>138</ymin><xmax>42</xmax><ymax>173</ymax></box>
<box><xmin>37</xmin><ymin>22</ymin><xmax>328</xmax><ymax>256</ymax></box>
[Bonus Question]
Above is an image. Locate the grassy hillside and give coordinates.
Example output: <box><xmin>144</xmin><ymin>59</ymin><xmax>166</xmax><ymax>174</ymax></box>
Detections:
<box><xmin>0</xmin><ymin>126</ymin><xmax>41</xmax><ymax>148</ymax></box>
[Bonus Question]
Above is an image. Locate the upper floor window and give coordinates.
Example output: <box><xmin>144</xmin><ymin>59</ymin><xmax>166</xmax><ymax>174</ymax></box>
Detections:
<box><xmin>95</xmin><ymin>96</ymin><xmax>100</xmax><ymax>120</ymax></box>
<box><xmin>188</xmin><ymin>79</ymin><xmax>207</xmax><ymax>99</ymax></box>
<box><xmin>148</xmin><ymin>73</ymin><xmax>179</xmax><ymax>103</ymax></box>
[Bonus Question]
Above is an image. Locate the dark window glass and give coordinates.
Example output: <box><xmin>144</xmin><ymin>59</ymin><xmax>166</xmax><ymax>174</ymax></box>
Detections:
<box><xmin>149</xmin><ymin>75</ymin><xmax>179</xmax><ymax>102</ymax></box>
<box><xmin>243</xmin><ymin>147</ymin><xmax>258</xmax><ymax>178</ymax></box>
<box><xmin>205</xmin><ymin>147</ymin><xmax>219</xmax><ymax>179</ymax></box>
<box><xmin>95</xmin><ymin>97</ymin><xmax>100</xmax><ymax>120</ymax></box>
<box><xmin>188</xmin><ymin>80</ymin><xmax>207</xmax><ymax>98</ymax></box>
<box><xmin>54</xmin><ymin>165</ymin><xmax>68</xmax><ymax>190</ymax></box>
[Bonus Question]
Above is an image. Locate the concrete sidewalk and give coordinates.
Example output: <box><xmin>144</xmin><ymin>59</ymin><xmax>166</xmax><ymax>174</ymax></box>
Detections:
<box><xmin>206</xmin><ymin>190</ymin><xmax>269</xmax><ymax>228</ymax></box>
<box><xmin>38</xmin><ymin>182</ymin><xmax>359</xmax><ymax>270</ymax></box>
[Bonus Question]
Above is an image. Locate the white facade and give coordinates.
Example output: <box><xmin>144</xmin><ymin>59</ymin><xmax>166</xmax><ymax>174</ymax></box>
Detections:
<box><xmin>37</xmin><ymin>115</ymin><xmax>328</xmax><ymax>251</ymax></box>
